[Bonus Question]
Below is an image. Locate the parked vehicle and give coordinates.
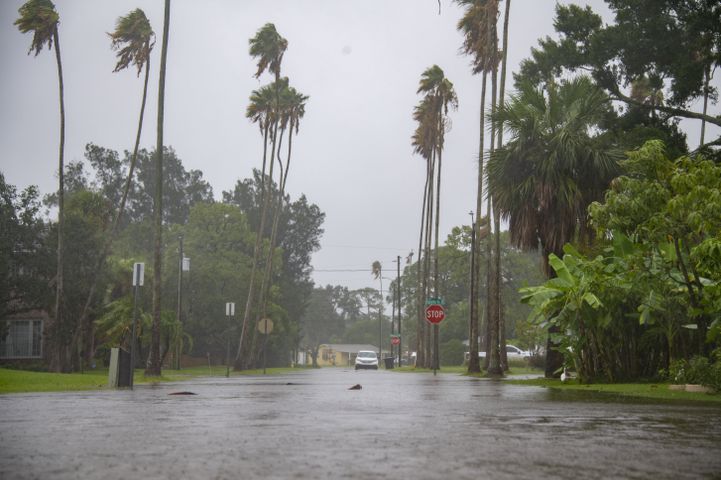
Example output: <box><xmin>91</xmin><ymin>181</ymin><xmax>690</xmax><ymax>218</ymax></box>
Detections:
<box><xmin>464</xmin><ymin>344</ymin><xmax>532</xmax><ymax>362</ymax></box>
<box><xmin>354</xmin><ymin>350</ymin><xmax>379</xmax><ymax>370</ymax></box>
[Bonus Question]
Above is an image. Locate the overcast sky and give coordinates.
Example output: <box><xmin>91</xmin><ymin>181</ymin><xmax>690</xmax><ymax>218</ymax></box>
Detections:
<box><xmin>1</xmin><ymin>0</ymin><xmax>719</xmax><ymax>294</ymax></box>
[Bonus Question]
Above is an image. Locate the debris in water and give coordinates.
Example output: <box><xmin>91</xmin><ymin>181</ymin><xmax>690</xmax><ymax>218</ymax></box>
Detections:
<box><xmin>168</xmin><ymin>391</ymin><xmax>197</xmax><ymax>395</ymax></box>
<box><xmin>349</xmin><ymin>384</ymin><xmax>362</xmax><ymax>390</ymax></box>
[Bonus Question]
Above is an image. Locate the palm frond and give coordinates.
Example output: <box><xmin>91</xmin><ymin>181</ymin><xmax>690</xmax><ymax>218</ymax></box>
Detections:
<box><xmin>15</xmin><ymin>0</ymin><xmax>58</xmax><ymax>57</ymax></box>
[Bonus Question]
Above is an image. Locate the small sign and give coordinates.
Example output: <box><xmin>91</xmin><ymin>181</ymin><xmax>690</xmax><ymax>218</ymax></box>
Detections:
<box><xmin>391</xmin><ymin>336</ymin><xmax>400</xmax><ymax>346</ymax></box>
<box><xmin>425</xmin><ymin>297</ymin><xmax>444</xmax><ymax>306</ymax></box>
<box><xmin>182</xmin><ymin>257</ymin><xmax>190</xmax><ymax>272</ymax></box>
<box><xmin>257</xmin><ymin>318</ymin><xmax>274</xmax><ymax>334</ymax></box>
<box><xmin>226</xmin><ymin>302</ymin><xmax>235</xmax><ymax>316</ymax></box>
<box><xmin>425</xmin><ymin>304</ymin><xmax>445</xmax><ymax>324</ymax></box>
<box><xmin>132</xmin><ymin>263</ymin><xmax>145</xmax><ymax>287</ymax></box>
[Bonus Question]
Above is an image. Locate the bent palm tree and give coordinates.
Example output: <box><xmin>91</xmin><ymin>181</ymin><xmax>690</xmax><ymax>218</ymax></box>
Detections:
<box><xmin>73</xmin><ymin>9</ymin><xmax>155</xmax><ymax>369</ymax></box>
<box><xmin>147</xmin><ymin>0</ymin><xmax>171</xmax><ymax>376</ymax></box>
<box><xmin>15</xmin><ymin>0</ymin><xmax>66</xmax><ymax>372</ymax></box>
<box><xmin>236</xmin><ymin>23</ymin><xmax>288</xmax><ymax>370</ymax></box>
<box><xmin>256</xmin><ymin>84</ymin><xmax>308</xmax><ymax>346</ymax></box>
<box><xmin>413</xmin><ymin>65</ymin><xmax>458</xmax><ymax>370</ymax></box>
<box><xmin>487</xmin><ymin>76</ymin><xmax>620</xmax><ymax>377</ymax></box>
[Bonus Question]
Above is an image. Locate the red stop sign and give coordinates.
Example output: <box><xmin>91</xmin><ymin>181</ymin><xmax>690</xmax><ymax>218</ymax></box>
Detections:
<box><xmin>391</xmin><ymin>336</ymin><xmax>400</xmax><ymax>345</ymax></box>
<box><xmin>425</xmin><ymin>304</ymin><xmax>445</xmax><ymax>324</ymax></box>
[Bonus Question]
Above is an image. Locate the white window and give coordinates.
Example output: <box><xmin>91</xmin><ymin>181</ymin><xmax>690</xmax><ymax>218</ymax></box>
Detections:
<box><xmin>1</xmin><ymin>320</ymin><xmax>43</xmax><ymax>359</ymax></box>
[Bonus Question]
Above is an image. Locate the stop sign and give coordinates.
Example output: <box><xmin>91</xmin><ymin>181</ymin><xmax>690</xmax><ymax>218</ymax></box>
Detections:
<box><xmin>425</xmin><ymin>304</ymin><xmax>445</xmax><ymax>324</ymax></box>
<box><xmin>391</xmin><ymin>336</ymin><xmax>400</xmax><ymax>345</ymax></box>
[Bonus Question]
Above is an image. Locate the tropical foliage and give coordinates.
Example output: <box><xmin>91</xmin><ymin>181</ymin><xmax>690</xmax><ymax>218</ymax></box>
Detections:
<box><xmin>522</xmin><ymin>141</ymin><xmax>721</xmax><ymax>382</ymax></box>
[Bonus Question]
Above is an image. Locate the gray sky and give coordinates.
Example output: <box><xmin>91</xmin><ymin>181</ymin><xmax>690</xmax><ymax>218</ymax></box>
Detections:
<box><xmin>1</xmin><ymin>0</ymin><xmax>719</xmax><ymax>293</ymax></box>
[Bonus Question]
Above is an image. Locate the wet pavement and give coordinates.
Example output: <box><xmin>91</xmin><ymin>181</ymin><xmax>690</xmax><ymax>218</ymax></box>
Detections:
<box><xmin>1</xmin><ymin>368</ymin><xmax>720</xmax><ymax>479</ymax></box>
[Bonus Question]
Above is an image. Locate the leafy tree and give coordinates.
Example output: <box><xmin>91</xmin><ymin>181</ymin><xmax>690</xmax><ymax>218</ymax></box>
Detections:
<box><xmin>223</xmin><ymin>172</ymin><xmax>324</xmax><ymax>366</ymax></box>
<box><xmin>590</xmin><ymin>140</ymin><xmax>721</xmax><ymax>352</ymax></box>
<box><xmin>15</xmin><ymin>0</ymin><xmax>67</xmax><ymax>372</ymax></box>
<box><xmin>0</xmin><ymin>175</ymin><xmax>52</xmax><ymax>329</ymax></box>
<box><xmin>519</xmin><ymin>1</ymin><xmax>721</xmax><ymax>152</ymax></box>
<box><xmin>162</xmin><ymin>203</ymin><xmax>254</xmax><ymax>360</ymax></box>
<box><xmin>300</xmin><ymin>287</ymin><xmax>344</xmax><ymax>367</ymax></box>
<box><xmin>487</xmin><ymin>76</ymin><xmax>620</xmax><ymax>377</ymax></box>
<box><xmin>523</xmin><ymin>140</ymin><xmax>721</xmax><ymax>382</ymax></box>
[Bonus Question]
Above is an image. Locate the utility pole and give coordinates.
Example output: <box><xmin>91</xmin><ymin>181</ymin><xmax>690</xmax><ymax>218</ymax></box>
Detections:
<box><xmin>397</xmin><ymin>255</ymin><xmax>401</xmax><ymax>367</ymax></box>
<box><xmin>176</xmin><ymin>235</ymin><xmax>183</xmax><ymax>370</ymax></box>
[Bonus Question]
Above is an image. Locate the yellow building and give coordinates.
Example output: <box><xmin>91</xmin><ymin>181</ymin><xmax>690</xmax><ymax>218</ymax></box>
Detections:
<box><xmin>311</xmin><ymin>344</ymin><xmax>385</xmax><ymax>367</ymax></box>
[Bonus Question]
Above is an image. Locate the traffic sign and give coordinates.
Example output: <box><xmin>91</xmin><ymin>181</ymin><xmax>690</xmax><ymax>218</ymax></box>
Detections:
<box><xmin>391</xmin><ymin>336</ymin><xmax>400</xmax><ymax>346</ymax></box>
<box><xmin>425</xmin><ymin>304</ymin><xmax>445</xmax><ymax>324</ymax></box>
<box><xmin>257</xmin><ymin>318</ymin><xmax>274</xmax><ymax>334</ymax></box>
<box><xmin>425</xmin><ymin>297</ymin><xmax>444</xmax><ymax>306</ymax></box>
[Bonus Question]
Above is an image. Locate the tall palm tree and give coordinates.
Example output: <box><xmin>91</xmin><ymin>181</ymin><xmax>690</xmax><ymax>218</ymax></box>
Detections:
<box><xmin>257</xmin><ymin>84</ymin><xmax>308</xmax><ymax>330</ymax></box>
<box><xmin>236</xmin><ymin>24</ymin><xmax>288</xmax><ymax>370</ymax></box>
<box><xmin>73</xmin><ymin>9</ymin><xmax>155</xmax><ymax>369</ymax></box>
<box><xmin>372</xmin><ymin>260</ymin><xmax>383</xmax><ymax>358</ymax></box>
<box><xmin>15</xmin><ymin>0</ymin><xmax>66</xmax><ymax>372</ymax></box>
<box><xmin>487</xmin><ymin>76</ymin><xmax>620</xmax><ymax>377</ymax></box>
<box><xmin>147</xmin><ymin>0</ymin><xmax>171</xmax><ymax>376</ymax></box>
<box><xmin>414</xmin><ymin>65</ymin><xmax>457</xmax><ymax>370</ymax></box>
<box><xmin>495</xmin><ymin>0</ymin><xmax>512</xmax><ymax>372</ymax></box>
<box><xmin>456</xmin><ymin>0</ymin><xmax>496</xmax><ymax>374</ymax></box>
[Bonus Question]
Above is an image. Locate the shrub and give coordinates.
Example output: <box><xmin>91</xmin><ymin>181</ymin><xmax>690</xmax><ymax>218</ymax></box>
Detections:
<box><xmin>668</xmin><ymin>349</ymin><xmax>721</xmax><ymax>391</ymax></box>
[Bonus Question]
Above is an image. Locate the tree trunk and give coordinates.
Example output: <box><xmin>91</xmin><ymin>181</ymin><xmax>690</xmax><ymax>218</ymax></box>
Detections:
<box><xmin>496</xmin><ymin>0</ymin><xmax>511</xmax><ymax>372</ymax></box>
<box><xmin>415</xmin><ymin>164</ymin><xmax>429</xmax><ymax>368</ymax></box>
<box><xmin>236</xmin><ymin>119</ymin><xmax>278</xmax><ymax>370</ymax></box>
<box><xmin>147</xmin><ymin>0</ymin><xmax>171</xmax><ymax>376</ymax></box>
<box><xmin>47</xmin><ymin>26</ymin><xmax>67</xmax><ymax>373</ymax></box>
<box><xmin>486</xmin><ymin>41</ymin><xmax>502</xmax><ymax>376</ymax></box>
<box><xmin>468</xmin><ymin>72</ymin><xmax>487</xmax><ymax>374</ymax></box>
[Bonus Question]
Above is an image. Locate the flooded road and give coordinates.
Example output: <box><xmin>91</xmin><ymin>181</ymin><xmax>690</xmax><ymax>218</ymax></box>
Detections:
<box><xmin>1</xmin><ymin>368</ymin><xmax>720</xmax><ymax>479</ymax></box>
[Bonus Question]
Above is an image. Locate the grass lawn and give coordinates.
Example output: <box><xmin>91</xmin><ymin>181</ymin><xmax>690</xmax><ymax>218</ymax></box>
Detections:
<box><xmin>506</xmin><ymin>377</ymin><xmax>721</xmax><ymax>404</ymax></box>
<box><xmin>0</xmin><ymin>365</ymin><xmax>304</xmax><ymax>394</ymax></box>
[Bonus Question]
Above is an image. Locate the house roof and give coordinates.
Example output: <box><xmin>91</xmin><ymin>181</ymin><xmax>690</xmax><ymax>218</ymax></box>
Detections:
<box><xmin>320</xmin><ymin>344</ymin><xmax>379</xmax><ymax>353</ymax></box>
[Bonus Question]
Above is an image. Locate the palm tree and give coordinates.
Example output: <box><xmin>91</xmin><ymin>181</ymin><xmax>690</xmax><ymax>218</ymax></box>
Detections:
<box><xmin>256</xmin><ymin>84</ymin><xmax>308</xmax><ymax>337</ymax></box>
<box><xmin>15</xmin><ymin>0</ymin><xmax>66</xmax><ymax>372</ymax></box>
<box><xmin>236</xmin><ymin>24</ymin><xmax>288</xmax><ymax>370</ymax></box>
<box><xmin>147</xmin><ymin>0</ymin><xmax>171</xmax><ymax>376</ymax></box>
<box><xmin>487</xmin><ymin>76</ymin><xmax>620</xmax><ymax>377</ymax></box>
<box><xmin>495</xmin><ymin>0</ymin><xmax>512</xmax><ymax>372</ymax></box>
<box><xmin>414</xmin><ymin>65</ymin><xmax>457</xmax><ymax>370</ymax></box>
<box><xmin>456</xmin><ymin>0</ymin><xmax>497</xmax><ymax>373</ymax></box>
<box><xmin>372</xmin><ymin>260</ymin><xmax>383</xmax><ymax>359</ymax></box>
<box><xmin>73</xmin><ymin>9</ymin><xmax>155</xmax><ymax>370</ymax></box>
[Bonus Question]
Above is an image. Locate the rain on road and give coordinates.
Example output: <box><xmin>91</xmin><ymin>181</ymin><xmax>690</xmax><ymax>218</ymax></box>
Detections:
<box><xmin>1</xmin><ymin>368</ymin><xmax>720</xmax><ymax>479</ymax></box>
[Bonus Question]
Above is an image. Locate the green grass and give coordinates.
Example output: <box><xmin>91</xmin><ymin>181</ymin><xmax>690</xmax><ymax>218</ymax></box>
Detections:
<box><xmin>506</xmin><ymin>377</ymin><xmax>721</xmax><ymax>404</ymax></box>
<box><xmin>0</xmin><ymin>365</ymin><xmax>304</xmax><ymax>394</ymax></box>
<box><xmin>0</xmin><ymin>368</ymin><xmax>110</xmax><ymax>394</ymax></box>
<box><xmin>394</xmin><ymin>365</ymin><xmax>542</xmax><ymax>377</ymax></box>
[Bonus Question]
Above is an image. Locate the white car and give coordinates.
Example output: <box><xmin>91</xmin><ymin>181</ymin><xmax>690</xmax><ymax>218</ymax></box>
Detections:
<box><xmin>354</xmin><ymin>350</ymin><xmax>379</xmax><ymax>370</ymax></box>
<box><xmin>466</xmin><ymin>344</ymin><xmax>531</xmax><ymax>361</ymax></box>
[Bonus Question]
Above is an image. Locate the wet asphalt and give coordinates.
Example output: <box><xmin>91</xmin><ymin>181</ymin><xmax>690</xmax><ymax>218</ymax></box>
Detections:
<box><xmin>1</xmin><ymin>367</ymin><xmax>720</xmax><ymax>479</ymax></box>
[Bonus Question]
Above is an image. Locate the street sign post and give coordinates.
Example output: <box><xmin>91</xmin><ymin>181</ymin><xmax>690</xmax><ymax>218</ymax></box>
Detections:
<box><xmin>129</xmin><ymin>263</ymin><xmax>144</xmax><ymax>389</ymax></box>
<box><xmin>257</xmin><ymin>318</ymin><xmax>274</xmax><ymax>374</ymax></box>
<box><xmin>425</xmin><ymin>304</ymin><xmax>445</xmax><ymax>324</ymax></box>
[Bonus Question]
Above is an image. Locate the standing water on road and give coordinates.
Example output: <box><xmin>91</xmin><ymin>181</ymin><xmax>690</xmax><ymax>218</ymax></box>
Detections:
<box><xmin>1</xmin><ymin>368</ymin><xmax>720</xmax><ymax>479</ymax></box>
